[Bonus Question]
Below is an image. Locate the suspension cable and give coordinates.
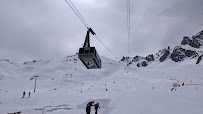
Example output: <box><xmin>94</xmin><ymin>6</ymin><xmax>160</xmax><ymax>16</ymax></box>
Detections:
<box><xmin>64</xmin><ymin>0</ymin><xmax>118</xmax><ymax>60</ymax></box>
<box><xmin>94</xmin><ymin>35</ymin><xmax>119</xmax><ymax>59</ymax></box>
<box><xmin>129</xmin><ymin>0</ymin><xmax>131</xmax><ymax>56</ymax></box>
<box><xmin>126</xmin><ymin>0</ymin><xmax>131</xmax><ymax>56</ymax></box>
<box><xmin>67</xmin><ymin>0</ymin><xmax>90</xmax><ymax>27</ymax></box>
<box><xmin>126</xmin><ymin>0</ymin><xmax>131</xmax><ymax>65</ymax></box>
<box><xmin>64</xmin><ymin>0</ymin><xmax>89</xmax><ymax>28</ymax></box>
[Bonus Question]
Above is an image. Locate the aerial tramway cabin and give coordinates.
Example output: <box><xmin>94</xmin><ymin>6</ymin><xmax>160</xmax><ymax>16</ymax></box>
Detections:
<box><xmin>78</xmin><ymin>28</ymin><xmax>102</xmax><ymax>69</ymax></box>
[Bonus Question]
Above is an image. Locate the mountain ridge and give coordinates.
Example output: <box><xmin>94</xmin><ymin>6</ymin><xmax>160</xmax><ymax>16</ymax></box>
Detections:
<box><xmin>120</xmin><ymin>30</ymin><xmax>203</xmax><ymax>67</ymax></box>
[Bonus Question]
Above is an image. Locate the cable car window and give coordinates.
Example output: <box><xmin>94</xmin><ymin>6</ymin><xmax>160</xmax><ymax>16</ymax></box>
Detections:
<box><xmin>85</xmin><ymin>49</ymin><xmax>89</xmax><ymax>53</ymax></box>
<box><xmin>95</xmin><ymin>50</ymin><xmax>97</xmax><ymax>57</ymax></box>
<box><xmin>79</xmin><ymin>48</ymin><xmax>84</xmax><ymax>53</ymax></box>
<box><xmin>90</xmin><ymin>47</ymin><xmax>94</xmax><ymax>53</ymax></box>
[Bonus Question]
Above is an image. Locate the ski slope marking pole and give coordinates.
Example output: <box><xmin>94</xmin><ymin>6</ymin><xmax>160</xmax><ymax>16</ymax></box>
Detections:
<box><xmin>34</xmin><ymin>76</ymin><xmax>39</xmax><ymax>92</ymax></box>
<box><xmin>185</xmin><ymin>83</ymin><xmax>202</xmax><ymax>86</ymax></box>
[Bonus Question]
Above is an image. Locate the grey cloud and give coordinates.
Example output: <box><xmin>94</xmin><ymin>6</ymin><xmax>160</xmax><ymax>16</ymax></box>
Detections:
<box><xmin>0</xmin><ymin>0</ymin><xmax>203</xmax><ymax>61</ymax></box>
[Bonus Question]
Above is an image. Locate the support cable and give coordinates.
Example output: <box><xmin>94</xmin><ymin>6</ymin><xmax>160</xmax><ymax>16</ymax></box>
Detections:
<box><xmin>126</xmin><ymin>0</ymin><xmax>131</xmax><ymax>65</ymax></box>
<box><xmin>67</xmin><ymin>0</ymin><xmax>90</xmax><ymax>27</ymax></box>
<box><xmin>64</xmin><ymin>0</ymin><xmax>89</xmax><ymax>28</ymax></box>
<box><xmin>64</xmin><ymin>0</ymin><xmax>119</xmax><ymax>60</ymax></box>
<box><xmin>128</xmin><ymin>0</ymin><xmax>130</xmax><ymax>56</ymax></box>
<box><xmin>126</xmin><ymin>0</ymin><xmax>131</xmax><ymax>56</ymax></box>
<box><xmin>94</xmin><ymin>35</ymin><xmax>119</xmax><ymax>59</ymax></box>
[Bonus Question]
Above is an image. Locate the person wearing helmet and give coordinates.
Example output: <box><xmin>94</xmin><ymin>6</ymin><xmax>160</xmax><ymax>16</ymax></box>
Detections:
<box><xmin>86</xmin><ymin>101</ymin><xmax>94</xmax><ymax>114</ymax></box>
<box><xmin>94</xmin><ymin>102</ymin><xmax>100</xmax><ymax>114</ymax></box>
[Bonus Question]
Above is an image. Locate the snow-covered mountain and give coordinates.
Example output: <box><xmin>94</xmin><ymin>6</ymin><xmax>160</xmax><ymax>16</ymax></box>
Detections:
<box><xmin>0</xmin><ymin>31</ymin><xmax>203</xmax><ymax>114</ymax></box>
<box><xmin>120</xmin><ymin>30</ymin><xmax>203</xmax><ymax>67</ymax></box>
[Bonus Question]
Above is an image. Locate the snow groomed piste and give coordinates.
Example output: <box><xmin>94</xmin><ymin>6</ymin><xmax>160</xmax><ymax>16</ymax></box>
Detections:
<box><xmin>0</xmin><ymin>54</ymin><xmax>203</xmax><ymax>113</ymax></box>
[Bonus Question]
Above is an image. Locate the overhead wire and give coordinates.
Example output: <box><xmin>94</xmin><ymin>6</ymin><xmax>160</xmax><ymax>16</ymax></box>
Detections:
<box><xmin>126</xmin><ymin>0</ymin><xmax>131</xmax><ymax>65</ymax></box>
<box><xmin>64</xmin><ymin>0</ymin><xmax>119</xmax><ymax>60</ymax></box>
<box><xmin>94</xmin><ymin>35</ymin><xmax>118</xmax><ymax>59</ymax></box>
<box><xmin>126</xmin><ymin>0</ymin><xmax>131</xmax><ymax>56</ymax></box>
<box><xmin>67</xmin><ymin>0</ymin><xmax>90</xmax><ymax>27</ymax></box>
<box><xmin>126</xmin><ymin>0</ymin><xmax>128</xmax><ymax>30</ymax></box>
<box><xmin>64</xmin><ymin>0</ymin><xmax>89</xmax><ymax>28</ymax></box>
<box><xmin>129</xmin><ymin>0</ymin><xmax>131</xmax><ymax>56</ymax></box>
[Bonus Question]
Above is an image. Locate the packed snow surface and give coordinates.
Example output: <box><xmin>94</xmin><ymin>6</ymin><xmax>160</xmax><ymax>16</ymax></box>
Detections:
<box><xmin>0</xmin><ymin>55</ymin><xmax>203</xmax><ymax>114</ymax></box>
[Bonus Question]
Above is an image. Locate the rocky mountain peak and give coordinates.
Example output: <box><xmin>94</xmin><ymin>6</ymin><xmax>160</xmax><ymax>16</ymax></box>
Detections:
<box><xmin>120</xmin><ymin>30</ymin><xmax>203</xmax><ymax>67</ymax></box>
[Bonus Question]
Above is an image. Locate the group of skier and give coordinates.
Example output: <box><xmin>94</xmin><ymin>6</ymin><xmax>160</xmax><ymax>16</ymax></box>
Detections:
<box><xmin>171</xmin><ymin>81</ymin><xmax>185</xmax><ymax>91</ymax></box>
<box><xmin>22</xmin><ymin>91</ymin><xmax>31</xmax><ymax>98</ymax></box>
<box><xmin>86</xmin><ymin>101</ymin><xmax>100</xmax><ymax>114</ymax></box>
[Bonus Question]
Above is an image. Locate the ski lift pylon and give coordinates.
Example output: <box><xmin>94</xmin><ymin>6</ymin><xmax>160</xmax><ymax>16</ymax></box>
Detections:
<box><xmin>78</xmin><ymin>28</ymin><xmax>102</xmax><ymax>69</ymax></box>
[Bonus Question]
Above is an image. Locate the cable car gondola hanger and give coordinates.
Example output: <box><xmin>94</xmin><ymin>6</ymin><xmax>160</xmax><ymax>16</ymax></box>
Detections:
<box><xmin>64</xmin><ymin>0</ymin><xmax>118</xmax><ymax>69</ymax></box>
<box><xmin>78</xmin><ymin>28</ymin><xmax>102</xmax><ymax>69</ymax></box>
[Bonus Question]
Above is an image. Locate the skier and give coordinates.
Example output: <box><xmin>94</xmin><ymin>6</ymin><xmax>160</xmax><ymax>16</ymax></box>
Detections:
<box><xmin>86</xmin><ymin>101</ymin><xmax>94</xmax><ymax>114</ymax></box>
<box><xmin>94</xmin><ymin>102</ymin><xmax>100</xmax><ymax>114</ymax></box>
<box><xmin>22</xmin><ymin>91</ymin><xmax>25</xmax><ymax>98</ymax></box>
<box><xmin>29</xmin><ymin>91</ymin><xmax>31</xmax><ymax>98</ymax></box>
<box><xmin>171</xmin><ymin>82</ymin><xmax>180</xmax><ymax>91</ymax></box>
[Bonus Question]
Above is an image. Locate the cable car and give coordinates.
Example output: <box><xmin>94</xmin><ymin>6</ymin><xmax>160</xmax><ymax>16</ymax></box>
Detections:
<box><xmin>78</xmin><ymin>28</ymin><xmax>102</xmax><ymax>69</ymax></box>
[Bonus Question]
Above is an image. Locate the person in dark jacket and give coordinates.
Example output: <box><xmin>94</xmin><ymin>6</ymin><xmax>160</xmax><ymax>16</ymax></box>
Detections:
<box><xmin>22</xmin><ymin>91</ymin><xmax>25</xmax><ymax>98</ymax></box>
<box><xmin>94</xmin><ymin>102</ymin><xmax>100</xmax><ymax>114</ymax></box>
<box><xmin>86</xmin><ymin>101</ymin><xmax>94</xmax><ymax>114</ymax></box>
<box><xmin>29</xmin><ymin>91</ymin><xmax>31</xmax><ymax>98</ymax></box>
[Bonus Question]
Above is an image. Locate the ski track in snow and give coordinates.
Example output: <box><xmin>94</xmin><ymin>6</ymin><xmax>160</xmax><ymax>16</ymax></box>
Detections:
<box><xmin>0</xmin><ymin>55</ymin><xmax>203</xmax><ymax>114</ymax></box>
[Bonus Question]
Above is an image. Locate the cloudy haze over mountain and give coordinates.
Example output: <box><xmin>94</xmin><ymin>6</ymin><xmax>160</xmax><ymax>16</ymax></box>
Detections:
<box><xmin>0</xmin><ymin>0</ymin><xmax>203</xmax><ymax>61</ymax></box>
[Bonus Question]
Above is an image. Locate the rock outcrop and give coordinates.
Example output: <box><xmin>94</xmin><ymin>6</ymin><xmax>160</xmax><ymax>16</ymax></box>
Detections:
<box><xmin>120</xmin><ymin>30</ymin><xmax>203</xmax><ymax>66</ymax></box>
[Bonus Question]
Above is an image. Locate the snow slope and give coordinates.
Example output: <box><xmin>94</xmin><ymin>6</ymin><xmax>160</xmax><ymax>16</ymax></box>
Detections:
<box><xmin>0</xmin><ymin>54</ymin><xmax>203</xmax><ymax>114</ymax></box>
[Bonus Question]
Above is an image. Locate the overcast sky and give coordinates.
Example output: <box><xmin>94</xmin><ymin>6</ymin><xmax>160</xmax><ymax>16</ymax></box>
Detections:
<box><xmin>0</xmin><ymin>0</ymin><xmax>203</xmax><ymax>61</ymax></box>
